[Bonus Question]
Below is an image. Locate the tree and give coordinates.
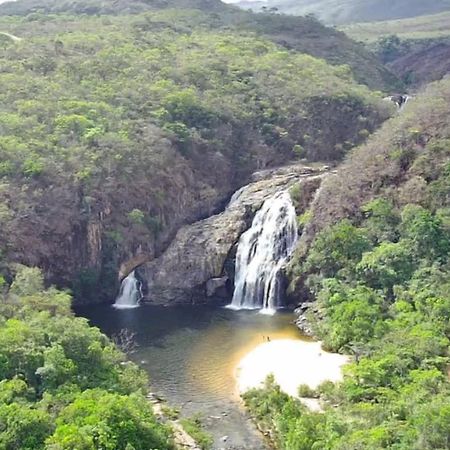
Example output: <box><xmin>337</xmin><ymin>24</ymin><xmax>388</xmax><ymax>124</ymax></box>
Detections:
<box><xmin>400</xmin><ymin>205</ymin><xmax>449</xmax><ymax>261</ymax></box>
<box><xmin>356</xmin><ymin>241</ymin><xmax>414</xmax><ymax>292</ymax></box>
<box><xmin>361</xmin><ymin>199</ymin><xmax>399</xmax><ymax>243</ymax></box>
<box><xmin>47</xmin><ymin>389</ymin><xmax>173</xmax><ymax>450</ymax></box>
<box><xmin>9</xmin><ymin>266</ymin><xmax>44</xmax><ymax>297</ymax></box>
<box><xmin>0</xmin><ymin>402</ymin><xmax>53</xmax><ymax>450</ymax></box>
<box><xmin>318</xmin><ymin>282</ymin><xmax>384</xmax><ymax>351</ymax></box>
<box><xmin>305</xmin><ymin>220</ymin><xmax>372</xmax><ymax>277</ymax></box>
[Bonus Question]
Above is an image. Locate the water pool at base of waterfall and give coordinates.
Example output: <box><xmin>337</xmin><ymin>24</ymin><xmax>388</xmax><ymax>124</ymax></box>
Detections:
<box><xmin>77</xmin><ymin>304</ymin><xmax>304</xmax><ymax>449</ymax></box>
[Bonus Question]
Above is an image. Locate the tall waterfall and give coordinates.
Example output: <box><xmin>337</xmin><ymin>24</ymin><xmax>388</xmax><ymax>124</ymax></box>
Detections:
<box><xmin>113</xmin><ymin>270</ymin><xmax>141</xmax><ymax>309</ymax></box>
<box><xmin>229</xmin><ymin>191</ymin><xmax>298</xmax><ymax>314</ymax></box>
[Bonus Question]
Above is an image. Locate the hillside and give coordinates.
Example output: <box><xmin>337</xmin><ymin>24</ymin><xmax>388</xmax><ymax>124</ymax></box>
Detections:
<box><xmin>0</xmin><ymin>9</ymin><xmax>393</xmax><ymax>302</ymax></box>
<box><xmin>298</xmin><ymin>78</ymin><xmax>450</xmax><ymax>251</ymax></box>
<box><xmin>235</xmin><ymin>0</ymin><xmax>450</xmax><ymax>25</ymax></box>
<box><xmin>340</xmin><ymin>12</ymin><xmax>450</xmax><ymax>89</ymax></box>
<box><xmin>0</xmin><ymin>0</ymin><xmax>448</xmax><ymax>449</ymax></box>
<box><xmin>0</xmin><ymin>0</ymin><xmax>401</xmax><ymax>91</ymax></box>
<box><xmin>389</xmin><ymin>40</ymin><xmax>450</xmax><ymax>88</ymax></box>
<box><xmin>246</xmin><ymin>77</ymin><xmax>450</xmax><ymax>450</ymax></box>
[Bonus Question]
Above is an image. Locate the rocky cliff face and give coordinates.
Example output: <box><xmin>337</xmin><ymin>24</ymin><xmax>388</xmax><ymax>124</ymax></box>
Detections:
<box><xmin>136</xmin><ymin>164</ymin><xmax>326</xmax><ymax>305</ymax></box>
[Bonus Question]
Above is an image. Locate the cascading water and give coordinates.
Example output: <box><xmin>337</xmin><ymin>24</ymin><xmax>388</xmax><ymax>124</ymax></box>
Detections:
<box><xmin>113</xmin><ymin>270</ymin><xmax>141</xmax><ymax>309</ymax></box>
<box><xmin>229</xmin><ymin>191</ymin><xmax>298</xmax><ymax>314</ymax></box>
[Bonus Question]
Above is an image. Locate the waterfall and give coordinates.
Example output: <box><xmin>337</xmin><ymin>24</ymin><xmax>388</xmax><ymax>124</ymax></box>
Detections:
<box><xmin>113</xmin><ymin>270</ymin><xmax>141</xmax><ymax>309</ymax></box>
<box><xmin>229</xmin><ymin>191</ymin><xmax>298</xmax><ymax>314</ymax></box>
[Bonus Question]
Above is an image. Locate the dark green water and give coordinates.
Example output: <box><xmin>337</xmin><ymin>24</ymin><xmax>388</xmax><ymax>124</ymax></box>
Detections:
<box><xmin>78</xmin><ymin>304</ymin><xmax>302</xmax><ymax>449</ymax></box>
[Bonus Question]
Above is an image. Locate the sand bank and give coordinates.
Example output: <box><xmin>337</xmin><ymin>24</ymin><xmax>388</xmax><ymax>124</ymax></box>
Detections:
<box><xmin>236</xmin><ymin>339</ymin><xmax>349</xmax><ymax>399</ymax></box>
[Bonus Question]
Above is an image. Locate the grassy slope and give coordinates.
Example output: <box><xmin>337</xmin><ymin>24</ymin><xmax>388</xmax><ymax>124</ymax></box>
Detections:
<box><xmin>0</xmin><ymin>0</ymin><xmax>401</xmax><ymax>91</ymax></box>
<box><xmin>303</xmin><ymin>78</ymin><xmax>450</xmax><ymax>245</ymax></box>
<box><xmin>342</xmin><ymin>11</ymin><xmax>450</xmax><ymax>42</ymax></box>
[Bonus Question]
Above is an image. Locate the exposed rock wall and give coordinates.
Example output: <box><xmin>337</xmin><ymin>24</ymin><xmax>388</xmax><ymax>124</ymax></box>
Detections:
<box><xmin>137</xmin><ymin>164</ymin><xmax>326</xmax><ymax>305</ymax></box>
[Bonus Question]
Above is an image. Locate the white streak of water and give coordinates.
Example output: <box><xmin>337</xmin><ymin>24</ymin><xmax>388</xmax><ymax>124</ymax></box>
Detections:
<box><xmin>229</xmin><ymin>191</ymin><xmax>298</xmax><ymax>313</ymax></box>
<box><xmin>113</xmin><ymin>270</ymin><xmax>141</xmax><ymax>309</ymax></box>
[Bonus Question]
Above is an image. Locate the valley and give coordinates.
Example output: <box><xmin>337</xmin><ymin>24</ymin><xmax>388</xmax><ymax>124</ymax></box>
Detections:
<box><xmin>0</xmin><ymin>1</ymin><xmax>449</xmax><ymax>449</ymax></box>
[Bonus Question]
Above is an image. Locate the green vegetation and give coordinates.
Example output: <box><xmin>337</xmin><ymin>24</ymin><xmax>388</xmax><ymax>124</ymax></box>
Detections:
<box><xmin>179</xmin><ymin>415</ymin><xmax>213</xmax><ymax>450</ymax></box>
<box><xmin>0</xmin><ymin>0</ymin><xmax>401</xmax><ymax>91</ymax></box>
<box><xmin>0</xmin><ymin>265</ymin><xmax>174</xmax><ymax>449</ymax></box>
<box><xmin>0</xmin><ymin>8</ymin><xmax>391</xmax><ymax>300</ymax></box>
<box><xmin>248</xmin><ymin>79</ymin><xmax>450</xmax><ymax>449</ymax></box>
<box><xmin>1</xmin><ymin>2</ymin><xmax>447</xmax><ymax>448</ymax></box>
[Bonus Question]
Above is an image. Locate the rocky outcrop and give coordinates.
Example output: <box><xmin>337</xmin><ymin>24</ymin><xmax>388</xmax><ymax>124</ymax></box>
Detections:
<box><xmin>294</xmin><ymin>302</ymin><xmax>317</xmax><ymax>336</ymax></box>
<box><xmin>137</xmin><ymin>164</ymin><xmax>326</xmax><ymax>305</ymax></box>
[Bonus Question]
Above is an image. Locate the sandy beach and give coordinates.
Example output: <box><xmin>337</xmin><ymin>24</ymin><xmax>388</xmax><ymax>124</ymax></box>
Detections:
<box><xmin>236</xmin><ymin>339</ymin><xmax>349</xmax><ymax>399</ymax></box>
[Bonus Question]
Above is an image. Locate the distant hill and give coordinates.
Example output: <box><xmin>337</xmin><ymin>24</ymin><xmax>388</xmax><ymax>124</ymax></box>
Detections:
<box><xmin>0</xmin><ymin>0</ymin><xmax>229</xmax><ymax>14</ymax></box>
<box><xmin>342</xmin><ymin>11</ymin><xmax>450</xmax><ymax>42</ymax></box>
<box><xmin>236</xmin><ymin>0</ymin><xmax>450</xmax><ymax>25</ymax></box>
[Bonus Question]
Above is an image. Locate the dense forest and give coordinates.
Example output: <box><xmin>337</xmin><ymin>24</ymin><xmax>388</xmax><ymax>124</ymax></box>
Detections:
<box><xmin>0</xmin><ymin>265</ymin><xmax>174</xmax><ymax>449</ymax></box>
<box><xmin>245</xmin><ymin>77</ymin><xmax>450</xmax><ymax>450</ymax></box>
<box><xmin>0</xmin><ymin>0</ymin><xmax>401</xmax><ymax>90</ymax></box>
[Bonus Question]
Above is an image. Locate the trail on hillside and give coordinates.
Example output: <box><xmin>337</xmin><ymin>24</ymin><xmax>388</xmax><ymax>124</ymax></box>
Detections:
<box><xmin>0</xmin><ymin>31</ymin><xmax>21</xmax><ymax>41</ymax></box>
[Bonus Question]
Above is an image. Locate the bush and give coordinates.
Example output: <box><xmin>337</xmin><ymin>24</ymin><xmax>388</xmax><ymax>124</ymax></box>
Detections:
<box><xmin>179</xmin><ymin>415</ymin><xmax>213</xmax><ymax>450</ymax></box>
<box><xmin>297</xmin><ymin>384</ymin><xmax>317</xmax><ymax>398</ymax></box>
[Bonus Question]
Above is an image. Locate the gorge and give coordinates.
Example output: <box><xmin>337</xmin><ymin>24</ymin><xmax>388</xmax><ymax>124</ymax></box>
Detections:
<box><xmin>101</xmin><ymin>165</ymin><xmax>335</xmax><ymax>449</ymax></box>
<box><xmin>97</xmin><ymin>164</ymin><xmax>347</xmax><ymax>449</ymax></box>
<box><xmin>1</xmin><ymin>1</ymin><xmax>449</xmax><ymax>449</ymax></box>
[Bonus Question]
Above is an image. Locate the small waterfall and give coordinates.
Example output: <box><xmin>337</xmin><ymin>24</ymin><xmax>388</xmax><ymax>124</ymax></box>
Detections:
<box><xmin>113</xmin><ymin>270</ymin><xmax>141</xmax><ymax>309</ymax></box>
<box><xmin>383</xmin><ymin>94</ymin><xmax>411</xmax><ymax>112</ymax></box>
<box><xmin>229</xmin><ymin>191</ymin><xmax>298</xmax><ymax>314</ymax></box>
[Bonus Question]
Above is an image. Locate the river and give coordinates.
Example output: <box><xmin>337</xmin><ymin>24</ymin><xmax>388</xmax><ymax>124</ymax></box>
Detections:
<box><xmin>77</xmin><ymin>304</ymin><xmax>304</xmax><ymax>449</ymax></box>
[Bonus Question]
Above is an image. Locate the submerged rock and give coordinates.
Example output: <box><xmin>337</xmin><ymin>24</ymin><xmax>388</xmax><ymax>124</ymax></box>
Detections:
<box><xmin>206</xmin><ymin>277</ymin><xmax>228</xmax><ymax>297</ymax></box>
<box><xmin>138</xmin><ymin>164</ymin><xmax>326</xmax><ymax>305</ymax></box>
